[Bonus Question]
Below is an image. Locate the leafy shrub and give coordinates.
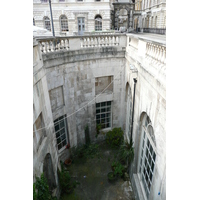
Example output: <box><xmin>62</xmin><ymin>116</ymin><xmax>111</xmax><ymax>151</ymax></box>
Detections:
<box><xmin>106</xmin><ymin>127</ymin><xmax>124</xmax><ymax>147</ymax></box>
<box><xmin>119</xmin><ymin>140</ymin><xmax>134</xmax><ymax>165</ymax></box>
<box><xmin>111</xmin><ymin>161</ymin><xmax>125</xmax><ymax>177</ymax></box>
<box><xmin>33</xmin><ymin>173</ymin><xmax>57</xmax><ymax>200</ymax></box>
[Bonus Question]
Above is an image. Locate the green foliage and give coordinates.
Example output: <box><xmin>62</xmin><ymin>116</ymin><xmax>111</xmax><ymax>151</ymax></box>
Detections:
<box><xmin>58</xmin><ymin>163</ymin><xmax>79</xmax><ymax>195</ymax></box>
<box><xmin>96</xmin><ymin>123</ymin><xmax>102</xmax><ymax>135</ymax></box>
<box><xmin>70</xmin><ymin>143</ymin><xmax>101</xmax><ymax>160</ymax></box>
<box><xmin>33</xmin><ymin>173</ymin><xmax>56</xmax><ymax>200</ymax></box>
<box><xmin>106</xmin><ymin>127</ymin><xmax>124</xmax><ymax>147</ymax></box>
<box><xmin>111</xmin><ymin>161</ymin><xmax>125</xmax><ymax>177</ymax></box>
<box><xmin>119</xmin><ymin>140</ymin><xmax>134</xmax><ymax>165</ymax></box>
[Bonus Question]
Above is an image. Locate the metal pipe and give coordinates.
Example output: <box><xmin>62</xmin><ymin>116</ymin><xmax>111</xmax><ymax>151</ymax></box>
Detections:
<box><xmin>130</xmin><ymin>78</ymin><xmax>137</xmax><ymax>145</ymax></box>
<box><xmin>49</xmin><ymin>0</ymin><xmax>55</xmax><ymax>37</ymax></box>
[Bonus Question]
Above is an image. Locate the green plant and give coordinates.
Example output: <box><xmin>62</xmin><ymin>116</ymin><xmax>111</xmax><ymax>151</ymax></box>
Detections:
<box><xmin>119</xmin><ymin>140</ymin><xmax>134</xmax><ymax>165</ymax></box>
<box><xmin>96</xmin><ymin>123</ymin><xmax>102</xmax><ymax>135</ymax></box>
<box><xmin>58</xmin><ymin>163</ymin><xmax>78</xmax><ymax>195</ymax></box>
<box><xmin>111</xmin><ymin>161</ymin><xmax>125</xmax><ymax>177</ymax></box>
<box><xmin>106</xmin><ymin>127</ymin><xmax>124</xmax><ymax>147</ymax></box>
<box><xmin>33</xmin><ymin>173</ymin><xmax>56</xmax><ymax>200</ymax></box>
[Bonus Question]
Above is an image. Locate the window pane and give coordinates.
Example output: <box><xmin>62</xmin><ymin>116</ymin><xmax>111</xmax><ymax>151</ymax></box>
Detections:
<box><xmin>107</xmin><ymin>107</ymin><xmax>111</xmax><ymax>112</ymax></box>
<box><xmin>101</xmin><ymin>114</ymin><xmax>105</xmax><ymax>118</ymax></box>
<box><xmin>101</xmin><ymin>102</ymin><xmax>106</xmax><ymax>107</ymax></box>
<box><xmin>107</xmin><ymin>101</ymin><xmax>111</xmax><ymax>106</ymax></box>
<box><xmin>60</xmin><ymin>120</ymin><xmax>64</xmax><ymax>128</ymax></box>
<box><xmin>96</xmin><ymin>103</ymin><xmax>100</xmax><ymax>108</ymax></box>
<box><xmin>101</xmin><ymin>108</ymin><xmax>106</xmax><ymax>113</ymax></box>
<box><xmin>58</xmin><ymin>143</ymin><xmax>62</xmax><ymax>150</ymax></box>
<box><xmin>57</xmin><ymin>137</ymin><xmax>61</xmax><ymax>144</ymax></box>
<box><xmin>62</xmin><ymin>139</ymin><xmax>67</xmax><ymax>146</ymax></box>
<box><xmin>55</xmin><ymin>124</ymin><xmax>59</xmax><ymax>132</ymax></box>
<box><xmin>96</xmin><ymin>109</ymin><xmax>100</xmax><ymax>114</ymax></box>
<box><xmin>153</xmin><ymin>152</ymin><xmax>156</xmax><ymax>161</ymax></box>
<box><xmin>61</xmin><ymin>134</ymin><xmax>66</xmax><ymax>140</ymax></box>
<box><xmin>56</xmin><ymin>132</ymin><xmax>60</xmax><ymax>138</ymax></box>
<box><xmin>96</xmin><ymin>114</ymin><xmax>100</xmax><ymax>119</ymax></box>
<box><xmin>97</xmin><ymin>119</ymin><xmax>100</xmax><ymax>124</ymax></box>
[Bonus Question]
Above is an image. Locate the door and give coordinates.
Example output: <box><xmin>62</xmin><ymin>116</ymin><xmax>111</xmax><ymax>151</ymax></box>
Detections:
<box><xmin>78</xmin><ymin>17</ymin><xmax>85</xmax><ymax>35</ymax></box>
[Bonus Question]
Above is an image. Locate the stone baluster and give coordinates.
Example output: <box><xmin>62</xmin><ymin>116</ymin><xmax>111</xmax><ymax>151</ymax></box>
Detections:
<box><xmin>158</xmin><ymin>46</ymin><xmax>162</xmax><ymax>62</ymax></box>
<box><xmin>146</xmin><ymin>43</ymin><xmax>149</xmax><ymax>57</ymax></box>
<box><xmin>44</xmin><ymin>41</ymin><xmax>48</xmax><ymax>53</ymax></box>
<box><xmin>163</xmin><ymin>48</ymin><xmax>166</xmax><ymax>64</ymax></box>
<box><xmin>40</xmin><ymin>42</ymin><xmax>44</xmax><ymax>53</ymax></box>
<box><xmin>60</xmin><ymin>39</ymin><xmax>64</xmax><ymax>50</ymax></box>
<box><xmin>65</xmin><ymin>39</ymin><xmax>69</xmax><ymax>50</ymax></box>
<box><xmin>94</xmin><ymin>37</ymin><xmax>97</xmax><ymax>47</ymax></box>
<box><xmin>161</xmin><ymin>47</ymin><xmax>165</xmax><ymax>63</ymax></box>
<box><xmin>105</xmin><ymin>36</ymin><xmax>108</xmax><ymax>46</ymax></box>
<box><xmin>116</xmin><ymin>36</ymin><xmax>119</xmax><ymax>46</ymax></box>
<box><xmin>52</xmin><ymin>39</ymin><xmax>56</xmax><ymax>52</ymax></box>
<box><xmin>113</xmin><ymin>36</ymin><xmax>116</xmax><ymax>46</ymax></box>
<box><xmin>57</xmin><ymin>39</ymin><xmax>61</xmax><ymax>51</ymax></box>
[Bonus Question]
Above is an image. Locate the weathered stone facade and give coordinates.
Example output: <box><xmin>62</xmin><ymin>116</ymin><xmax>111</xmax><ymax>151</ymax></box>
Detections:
<box><xmin>33</xmin><ymin>31</ymin><xmax>166</xmax><ymax>200</ymax></box>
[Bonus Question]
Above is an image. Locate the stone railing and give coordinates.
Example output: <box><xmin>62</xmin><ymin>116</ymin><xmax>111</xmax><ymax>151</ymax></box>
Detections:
<box><xmin>80</xmin><ymin>35</ymin><xmax>119</xmax><ymax>48</ymax></box>
<box><xmin>38</xmin><ymin>38</ymin><xmax>70</xmax><ymax>53</ymax></box>
<box><xmin>37</xmin><ymin>34</ymin><xmax>125</xmax><ymax>54</ymax></box>
<box><xmin>73</xmin><ymin>31</ymin><xmax>116</xmax><ymax>36</ymax></box>
<box><xmin>146</xmin><ymin>42</ymin><xmax>166</xmax><ymax>64</ymax></box>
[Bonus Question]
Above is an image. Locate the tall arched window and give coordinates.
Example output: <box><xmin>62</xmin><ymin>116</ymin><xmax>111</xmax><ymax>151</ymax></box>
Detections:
<box><xmin>44</xmin><ymin>16</ymin><xmax>51</xmax><ymax>31</ymax></box>
<box><xmin>60</xmin><ymin>15</ymin><xmax>68</xmax><ymax>32</ymax></box>
<box><xmin>138</xmin><ymin>114</ymin><xmax>156</xmax><ymax>199</ymax></box>
<box><xmin>95</xmin><ymin>15</ymin><xmax>102</xmax><ymax>31</ymax></box>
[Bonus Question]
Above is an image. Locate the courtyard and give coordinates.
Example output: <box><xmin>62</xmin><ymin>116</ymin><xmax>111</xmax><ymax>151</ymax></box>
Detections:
<box><xmin>60</xmin><ymin>141</ymin><xmax>135</xmax><ymax>200</ymax></box>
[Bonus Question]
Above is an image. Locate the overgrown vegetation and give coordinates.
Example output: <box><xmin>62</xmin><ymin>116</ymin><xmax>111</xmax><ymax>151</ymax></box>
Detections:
<box><xmin>70</xmin><ymin>143</ymin><xmax>101</xmax><ymax>160</ymax></box>
<box><xmin>33</xmin><ymin>173</ymin><xmax>57</xmax><ymax>200</ymax></box>
<box><xmin>106</xmin><ymin>127</ymin><xmax>124</xmax><ymax>148</ymax></box>
<box><xmin>85</xmin><ymin>125</ymin><xmax>90</xmax><ymax>145</ymax></box>
<box><xmin>111</xmin><ymin>161</ymin><xmax>125</xmax><ymax>177</ymax></box>
<box><xmin>58</xmin><ymin>162</ymin><xmax>79</xmax><ymax>195</ymax></box>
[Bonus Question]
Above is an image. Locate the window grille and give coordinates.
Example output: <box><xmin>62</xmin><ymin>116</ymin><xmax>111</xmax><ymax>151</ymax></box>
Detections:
<box><xmin>95</xmin><ymin>15</ymin><xmax>102</xmax><ymax>31</ymax></box>
<box><xmin>96</xmin><ymin>101</ymin><xmax>111</xmax><ymax>129</ymax></box>
<box><xmin>139</xmin><ymin>115</ymin><xmax>156</xmax><ymax>199</ymax></box>
<box><xmin>44</xmin><ymin>16</ymin><xmax>51</xmax><ymax>31</ymax></box>
<box><xmin>60</xmin><ymin>15</ymin><xmax>68</xmax><ymax>32</ymax></box>
<box><xmin>54</xmin><ymin>116</ymin><xmax>68</xmax><ymax>151</ymax></box>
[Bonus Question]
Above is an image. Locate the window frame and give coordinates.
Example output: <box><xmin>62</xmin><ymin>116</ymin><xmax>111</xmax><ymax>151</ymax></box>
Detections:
<box><xmin>96</xmin><ymin>101</ymin><xmax>112</xmax><ymax>130</ymax></box>
<box><xmin>54</xmin><ymin>115</ymin><xmax>68</xmax><ymax>153</ymax></box>
<box><xmin>95</xmin><ymin>15</ymin><xmax>102</xmax><ymax>31</ymax></box>
<box><xmin>60</xmin><ymin>15</ymin><xmax>69</xmax><ymax>32</ymax></box>
<box><xmin>44</xmin><ymin>16</ymin><xmax>51</xmax><ymax>31</ymax></box>
<box><xmin>138</xmin><ymin>114</ymin><xmax>156</xmax><ymax>200</ymax></box>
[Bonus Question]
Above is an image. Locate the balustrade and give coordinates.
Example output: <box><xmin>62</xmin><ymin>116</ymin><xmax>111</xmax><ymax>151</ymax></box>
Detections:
<box><xmin>81</xmin><ymin>35</ymin><xmax>119</xmax><ymax>48</ymax></box>
<box><xmin>146</xmin><ymin>42</ymin><xmax>166</xmax><ymax>64</ymax></box>
<box><xmin>39</xmin><ymin>38</ymin><xmax>69</xmax><ymax>53</ymax></box>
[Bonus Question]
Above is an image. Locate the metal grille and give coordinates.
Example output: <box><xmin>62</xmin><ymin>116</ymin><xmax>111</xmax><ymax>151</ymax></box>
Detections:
<box><xmin>96</xmin><ymin>101</ymin><xmax>111</xmax><ymax>129</ymax></box>
<box><xmin>44</xmin><ymin>17</ymin><xmax>51</xmax><ymax>31</ymax></box>
<box><xmin>54</xmin><ymin>116</ymin><xmax>68</xmax><ymax>151</ymax></box>
<box><xmin>60</xmin><ymin>15</ymin><xmax>68</xmax><ymax>31</ymax></box>
<box><xmin>95</xmin><ymin>15</ymin><xmax>102</xmax><ymax>31</ymax></box>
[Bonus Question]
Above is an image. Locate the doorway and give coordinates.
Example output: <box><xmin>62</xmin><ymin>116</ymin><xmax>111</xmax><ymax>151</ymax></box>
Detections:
<box><xmin>78</xmin><ymin>17</ymin><xmax>85</xmax><ymax>35</ymax></box>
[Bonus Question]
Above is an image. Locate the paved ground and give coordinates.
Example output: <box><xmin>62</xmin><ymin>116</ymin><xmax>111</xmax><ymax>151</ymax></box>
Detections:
<box><xmin>61</xmin><ymin>141</ymin><xmax>135</xmax><ymax>200</ymax></box>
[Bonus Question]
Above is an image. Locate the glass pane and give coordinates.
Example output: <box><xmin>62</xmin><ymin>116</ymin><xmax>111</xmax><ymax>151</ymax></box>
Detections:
<box><xmin>151</xmin><ymin>161</ymin><xmax>154</xmax><ymax>170</ymax></box>
<box><xmin>107</xmin><ymin>107</ymin><xmax>111</xmax><ymax>112</ymax></box>
<box><xmin>149</xmin><ymin>172</ymin><xmax>152</xmax><ymax>181</ymax></box>
<box><xmin>101</xmin><ymin>123</ymin><xmax>105</xmax><ymax>129</ymax></box>
<box><xmin>96</xmin><ymin>114</ymin><xmax>100</xmax><ymax>119</ymax></box>
<box><xmin>96</xmin><ymin>109</ymin><xmax>100</xmax><ymax>114</ymax></box>
<box><xmin>101</xmin><ymin>102</ymin><xmax>106</xmax><ymax>107</ymax></box>
<box><xmin>106</xmin><ymin>123</ymin><xmax>110</xmax><ymax>128</ymax></box>
<box><xmin>62</xmin><ymin>139</ymin><xmax>67</xmax><ymax>146</ymax></box>
<box><xmin>101</xmin><ymin>114</ymin><xmax>105</xmax><ymax>119</ymax></box>
<box><xmin>57</xmin><ymin>137</ymin><xmax>61</xmax><ymax>144</ymax></box>
<box><xmin>101</xmin><ymin>108</ymin><xmax>106</xmax><ymax>113</ymax></box>
<box><xmin>107</xmin><ymin>101</ymin><xmax>111</xmax><ymax>106</ymax></box>
<box><xmin>96</xmin><ymin>103</ymin><xmax>100</xmax><ymax>108</ymax></box>
<box><xmin>147</xmin><ymin>139</ymin><xmax>150</xmax><ymax>147</ymax></box>
<box><xmin>55</xmin><ymin>124</ymin><xmax>59</xmax><ymax>132</ymax></box>
<box><xmin>106</xmin><ymin>113</ymin><xmax>110</xmax><ymax>117</ymax></box>
<box><xmin>58</xmin><ymin>143</ymin><xmax>62</xmax><ymax>150</ymax></box>
<box><xmin>56</xmin><ymin>131</ymin><xmax>60</xmax><ymax>138</ymax></box>
<box><xmin>97</xmin><ymin>119</ymin><xmax>100</xmax><ymax>124</ymax></box>
<box><xmin>79</xmin><ymin>25</ymin><xmax>81</xmax><ymax>31</ymax></box>
<box><xmin>150</xmin><ymin>145</ymin><xmax>153</xmax><ymax>155</ymax></box>
<box><xmin>153</xmin><ymin>152</ymin><xmax>156</xmax><ymax>161</ymax></box>
<box><xmin>61</xmin><ymin>134</ymin><xmax>66</xmax><ymax>140</ymax></box>
<box><xmin>60</xmin><ymin>120</ymin><xmax>64</xmax><ymax>128</ymax></box>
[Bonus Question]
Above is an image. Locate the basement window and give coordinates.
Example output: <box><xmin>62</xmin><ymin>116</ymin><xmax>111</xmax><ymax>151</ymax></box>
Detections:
<box><xmin>96</xmin><ymin>101</ymin><xmax>112</xmax><ymax>129</ymax></box>
<box><xmin>54</xmin><ymin>115</ymin><xmax>68</xmax><ymax>151</ymax></box>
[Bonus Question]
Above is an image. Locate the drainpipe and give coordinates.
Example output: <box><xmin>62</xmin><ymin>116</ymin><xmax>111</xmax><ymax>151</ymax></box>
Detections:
<box><xmin>130</xmin><ymin>78</ymin><xmax>137</xmax><ymax>145</ymax></box>
<box><xmin>49</xmin><ymin>0</ymin><xmax>55</xmax><ymax>37</ymax></box>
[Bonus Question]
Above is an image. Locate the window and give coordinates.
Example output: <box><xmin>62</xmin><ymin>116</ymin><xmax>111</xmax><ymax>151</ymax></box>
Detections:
<box><xmin>41</xmin><ymin>0</ymin><xmax>48</xmax><ymax>2</ymax></box>
<box><xmin>60</xmin><ymin>15</ymin><xmax>68</xmax><ymax>32</ymax></box>
<box><xmin>59</xmin><ymin>0</ymin><xmax>65</xmax><ymax>2</ymax></box>
<box><xmin>95</xmin><ymin>15</ymin><xmax>102</xmax><ymax>31</ymax></box>
<box><xmin>54</xmin><ymin>115</ymin><xmax>68</xmax><ymax>151</ymax></box>
<box><xmin>33</xmin><ymin>18</ymin><xmax>35</xmax><ymax>26</ymax></box>
<box><xmin>139</xmin><ymin>114</ymin><xmax>156</xmax><ymax>199</ymax></box>
<box><xmin>96</xmin><ymin>101</ymin><xmax>112</xmax><ymax>129</ymax></box>
<box><xmin>44</xmin><ymin>16</ymin><xmax>51</xmax><ymax>31</ymax></box>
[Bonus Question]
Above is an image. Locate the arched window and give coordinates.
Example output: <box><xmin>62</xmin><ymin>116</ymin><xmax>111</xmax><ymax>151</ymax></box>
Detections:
<box><xmin>95</xmin><ymin>15</ymin><xmax>102</xmax><ymax>31</ymax></box>
<box><xmin>33</xmin><ymin>18</ymin><xmax>35</xmax><ymax>26</ymax></box>
<box><xmin>60</xmin><ymin>15</ymin><xmax>68</xmax><ymax>32</ymax></box>
<box><xmin>138</xmin><ymin>114</ymin><xmax>156</xmax><ymax>199</ymax></box>
<box><xmin>44</xmin><ymin>16</ymin><xmax>51</xmax><ymax>31</ymax></box>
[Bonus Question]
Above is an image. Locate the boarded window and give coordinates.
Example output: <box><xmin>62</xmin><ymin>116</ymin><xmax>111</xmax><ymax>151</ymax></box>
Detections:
<box><xmin>95</xmin><ymin>76</ymin><xmax>113</xmax><ymax>95</ymax></box>
<box><xmin>49</xmin><ymin>86</ymin><xmax>64</xmax><ymax>112</ymax></box>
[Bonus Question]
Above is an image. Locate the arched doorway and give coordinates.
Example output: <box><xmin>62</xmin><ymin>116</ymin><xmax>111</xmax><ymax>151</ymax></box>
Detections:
<box><xmin>43</xmin><ymin>153</ymin><xmax>56</xmax><ymax>191</ymax></box>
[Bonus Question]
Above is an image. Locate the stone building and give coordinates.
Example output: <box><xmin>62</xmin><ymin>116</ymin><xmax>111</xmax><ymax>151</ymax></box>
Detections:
<box><xmin>33</xmin><ymin>1</ymin><xmax>166</xmax><ymax>200</ymax></box>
